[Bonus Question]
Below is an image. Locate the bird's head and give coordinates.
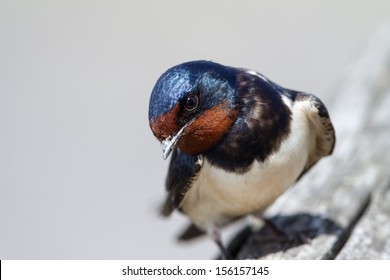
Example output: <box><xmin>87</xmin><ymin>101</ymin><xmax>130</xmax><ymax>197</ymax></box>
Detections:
<box><xmin>148</xmin><ymin>61</ymin><xmax>239</xmax><ymax>159</ymax></box>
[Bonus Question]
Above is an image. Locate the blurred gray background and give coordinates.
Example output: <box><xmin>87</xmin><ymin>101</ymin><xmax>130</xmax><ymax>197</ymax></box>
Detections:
<box><xmin>1</xmin><ymin>0</ymin><xmax>389</xmax><ymax>259</ymax></box>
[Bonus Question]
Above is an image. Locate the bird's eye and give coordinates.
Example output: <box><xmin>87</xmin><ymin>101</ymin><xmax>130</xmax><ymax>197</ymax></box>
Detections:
<box><xmin>184</xmin><ymin>94</ymin><xmax>199</xmax><ymax>111</ymax></box>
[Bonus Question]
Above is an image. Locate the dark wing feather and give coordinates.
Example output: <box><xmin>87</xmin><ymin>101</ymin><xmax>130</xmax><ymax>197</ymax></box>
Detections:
<box><xmin>289</xmin><ymin>91</ymin><xmax>336</xmax><ymax>177</ymax></box>
<box><xmin>160</xmin><ymin>148</ymin><xmax>203</xmax><ymax>216</ymax></box>
<box><xmin>177</xmin><ymin>223</ymin><xmax>206</xmax><ymax>240</ymax></box>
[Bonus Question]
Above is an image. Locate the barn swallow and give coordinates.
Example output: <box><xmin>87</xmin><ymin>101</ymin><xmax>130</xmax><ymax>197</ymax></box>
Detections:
<box><xmin>148</xmin><ymin>60</ymin><xmax>335</xmax><ymax>258</ymax></box>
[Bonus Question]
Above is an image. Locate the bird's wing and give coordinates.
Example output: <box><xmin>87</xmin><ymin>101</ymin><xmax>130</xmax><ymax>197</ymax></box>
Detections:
<box><xmin>160</xmin><ymin>148</ymin><xmax>203</xmax><ymax>216</ymax></box>
<box><xmin>290</xmin><ymin>91</ymin><xmax>336</xmax><ymax>178</ymax></box>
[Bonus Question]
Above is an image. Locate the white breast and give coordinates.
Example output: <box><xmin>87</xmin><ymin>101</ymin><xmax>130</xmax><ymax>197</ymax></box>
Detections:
<box><xmin>180</xmin><ymin>99</ymin><xmax>313</xmax><ymax>230</ymax></box>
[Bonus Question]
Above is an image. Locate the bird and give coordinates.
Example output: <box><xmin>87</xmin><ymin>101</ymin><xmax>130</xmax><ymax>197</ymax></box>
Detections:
<box><xmin>148</xmin><ymin>60</ymin><xmax>335</xmax><ymax>258</ymax></box>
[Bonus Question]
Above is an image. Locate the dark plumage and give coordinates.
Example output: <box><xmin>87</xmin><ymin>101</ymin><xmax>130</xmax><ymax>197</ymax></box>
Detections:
<box><xmin>148</xmin><ymin>60</ymin><xmax>335</xmax><ymax>258</ymax></box>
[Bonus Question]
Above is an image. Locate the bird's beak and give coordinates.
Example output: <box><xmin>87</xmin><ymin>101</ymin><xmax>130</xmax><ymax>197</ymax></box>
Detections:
<box><xmin>161</xmin><ymin>119</ymin><xmax>194</xmax><ymax>160</ymax></box>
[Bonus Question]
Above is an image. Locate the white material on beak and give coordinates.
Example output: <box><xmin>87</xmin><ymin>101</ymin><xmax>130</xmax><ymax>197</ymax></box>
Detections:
<box><xmin>161</xmin><ymin>119</ymin><xmax>195</xmax><ymax>160</ymax></box>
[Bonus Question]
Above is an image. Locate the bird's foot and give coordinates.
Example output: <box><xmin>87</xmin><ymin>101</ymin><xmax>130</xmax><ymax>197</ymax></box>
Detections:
<box><xmin>207</xmin><ymin>225</ymin><xmax>233</xmax><ymax>260</ymax></box>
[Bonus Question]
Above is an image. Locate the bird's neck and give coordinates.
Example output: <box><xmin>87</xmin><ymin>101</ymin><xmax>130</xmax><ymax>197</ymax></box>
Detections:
<box><xmin>204</xmin><ymin>72</ymin><xmax>292</xmax><ymax>173</ymax></box>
